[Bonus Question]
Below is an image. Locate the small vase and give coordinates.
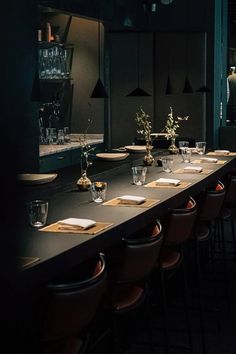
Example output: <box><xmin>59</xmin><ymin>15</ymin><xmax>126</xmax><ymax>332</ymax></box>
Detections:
<box><xmin>77</xmin><ymin>171</ymin><xmax>92</xmax><ymax>191</ymax></box>
<box><xmin>143</xmin><ymin>143</ymin><xmax>154</xmax><ymax>166</ymax></box>
<box><xmin>168</xmin><ymin>136</ymin><xmax>179</xmax><ymax>154</ymax></box>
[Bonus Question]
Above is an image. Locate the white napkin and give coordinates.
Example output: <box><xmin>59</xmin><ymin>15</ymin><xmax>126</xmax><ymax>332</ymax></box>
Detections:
<box><xmin>214</xmin><ymin>150</ymin><xmax>230</xmax><ymax>155</ymax></box>
<box><xmin>117</xmin><ymin>195</ymin><xmax>146</xmax><ymax>205</ymax></box>
<box><xmin>58</xmin><ymin>218</ymin><xmax>96</xmax><ymax>230</ymax></box>
<box><xmin>155</xmin><ymin>178</ymin><xmax>181</xmax><ymax>186</ymax></box>
<box><xmin>200</xmin><ymin>157</ymin><xmax>218</xmax><ymax>163</ymax></box>
<box><xmin>183</xmin><ymin>166</ymin><xmax>203</xmax><ymax>173</ymax></box>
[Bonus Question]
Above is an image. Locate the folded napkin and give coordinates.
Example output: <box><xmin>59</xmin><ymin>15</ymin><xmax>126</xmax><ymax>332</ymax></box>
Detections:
<box><xmin>155</xmin><ymin>178</ymin><xmax>181</xmax><ymax>186</ymax></box>
<box><xmin>117</xmin><ymin>195</ymin><xmax>146</xmax><ymax>205</ymax></box>
<box><xmin>200</xmin><ymin>157</ymin><xmax>218</xmax><ymax>163</ymax></box>
<box><xmin>58</xmin><ymin>218</ymin><xmax>96</xmax><ymax>230</ymax></box>
<box><xmin>214</xmin><ymin>149</ymin><xmax>230</xmax><ymax>155</ymax></box>
<box><xmin>183</xmin><ymin>166</ymin><xmax>203</xmax><ymax>173</ymax></box>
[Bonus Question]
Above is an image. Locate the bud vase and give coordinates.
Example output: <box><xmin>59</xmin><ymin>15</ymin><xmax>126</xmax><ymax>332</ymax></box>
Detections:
<box><xmin>77</xmin><ymin>170</ymin><xmax>92</xmax><ymax>191</ymax></box>
<box><xmin>143</xmin><ymin>143</ymin><xmax>154</xmax><ymax>166</ymax></box>
<box><xmin>168</xmin><ymin>136</ymin><xmax>178</xmax><ymax>154</ymax></box>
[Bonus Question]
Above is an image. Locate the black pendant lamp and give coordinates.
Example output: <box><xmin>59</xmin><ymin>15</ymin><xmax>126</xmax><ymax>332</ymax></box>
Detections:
<box><xmin>182</xmin><ymin>33</ymin><xmax>194</xmax><ymax>94</ymax></box>
<box><xmin>90</xmin><ymin>9</ymin><xmax>108</xmax><ymax>98</ymax></box>
<box><xmin>127</xmin><ymin>32</ymin><xmax>151</xmax><ymax>97</ymax></box>
<box><xmin>165</xmin><ymin>31</ymin><xmax>173</xmax><ymax>94</ymax></box>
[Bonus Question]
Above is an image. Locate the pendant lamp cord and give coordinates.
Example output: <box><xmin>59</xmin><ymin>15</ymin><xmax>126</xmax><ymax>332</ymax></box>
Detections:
<box><xmin>98</xmin><ymin>0</ymin><xmax>101</xmax><ymax>77</ymax></box>
<box><xmin>137</xmin><ymin>32</ymin><xmax>140</xmax><ymax>87</ymax></box>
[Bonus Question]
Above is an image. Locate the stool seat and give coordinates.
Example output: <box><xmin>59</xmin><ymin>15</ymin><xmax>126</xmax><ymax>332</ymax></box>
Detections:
<box><xmin>113</xmin><ymin>284</ymin><xmax>144</xmax><ymax>312</ymax></box>
<box><xmin>160</xmin><ymin>248</ymin><xmax>181</xmax><ymax>270</ymax></box>
<box><xmin>194</xmin><ymin>223</ymin><xmax>210</xmax><ymax>241</ymax></box>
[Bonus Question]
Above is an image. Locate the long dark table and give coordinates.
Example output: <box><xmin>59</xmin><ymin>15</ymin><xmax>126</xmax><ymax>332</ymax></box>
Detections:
<box><xmin>18</xmin><ymin>152</ymin><xmax>236</xmax><ymax>291</ymax></box>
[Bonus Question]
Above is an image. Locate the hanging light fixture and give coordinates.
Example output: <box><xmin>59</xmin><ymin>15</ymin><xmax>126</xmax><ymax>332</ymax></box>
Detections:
<box><xmin>127</xmin><ymin>32</ymin><xmax>151</xmax><ymax>97</ymax></box>
<box><xmin>182</xmin><ymin>33</ymin><xmax>194</xmax><ymax>94</ymax></box>
<box><xmin>90</xmin><ymin>2</ymin><xmax>108</xmax><ymax>98</ymax></box>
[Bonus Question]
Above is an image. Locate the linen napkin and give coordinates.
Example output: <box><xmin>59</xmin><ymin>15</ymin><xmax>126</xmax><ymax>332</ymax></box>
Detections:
<box><xmin>183</xmin><ymin>166</ymin><xmax>203</xmax><ymax>173</ymax></box>
<box><xmin>214</xmin><ymin>150</ymin><xmax>230</xmax><ymax>155</ymax></box>
<box><xmin>200</xmin><ymin>157</ymin><xmax>218</xmax><ymax>163</ymax></box>
<box><xmin>155</xmin><ymin>178</ymin><xmax>181</xmax><ymax>186</ymax></box>
<box><xmin>117</xmin><ymin>195</ymin><xmax>146</xmax><ymax>205</ymax></box>
<box><xmin>58</xmin><ymin>218</ymin><xmax>96</xmax><ymax>230</ymax></box>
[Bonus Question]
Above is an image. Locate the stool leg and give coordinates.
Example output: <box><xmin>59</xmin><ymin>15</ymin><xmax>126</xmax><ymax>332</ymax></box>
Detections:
<box><xmin>160</xmin><ymin>268</ymin><xmax>171</xmax><ymax>354</ymax></box>
<box><xmin>181</xmin><ymin>245</ymin><xmax>193</xmax><ymax>354</ymax></box>
<box><xmin>195</xmin><ymin>238</ymin><xmax>208</xmax><ymax>354</ymax></box>
<box><xmin>220</xmin><ymin>218</ymin><xmax>231</xmax><ymax>317</ymax></box>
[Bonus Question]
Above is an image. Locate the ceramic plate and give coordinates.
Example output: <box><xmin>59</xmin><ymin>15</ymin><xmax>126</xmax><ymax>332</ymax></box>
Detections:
<box><xmin>96</xmin><ymin>153</ymin><xmax>129</xmax><ymax>161</ymax></box>
<box><xmin>17</xmin><ymin>173</ymin><xmax>58</xmax><ymax>185</ymax></box>
<box><xmin>125</xmin><ymin>145</ymin><xmax>152</xmax><ymax>153</ymax></box>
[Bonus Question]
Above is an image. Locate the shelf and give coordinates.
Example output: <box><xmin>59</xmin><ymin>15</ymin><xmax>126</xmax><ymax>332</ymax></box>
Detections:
<box><xmin>38</xmin><ymin>41</ymin><xmax>74</xmax><ymax>48</ymax></box>
<box><xmin>39</xmin><ymin>78</ymin><xmax>73</xmax><ymax>83</ymax></box>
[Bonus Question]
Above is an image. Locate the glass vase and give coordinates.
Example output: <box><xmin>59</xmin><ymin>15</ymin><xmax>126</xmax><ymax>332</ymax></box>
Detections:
<box><xmin>77</xmin><ymin>170</ymin><xmax>92</xmax><ymax>191</ymax></box>
<box><xmin>143</xmin><ymin>142</ymin><xmax>154</xmax><ymax>166</ymax></box>
<box><xmin>168</xmin><ymin>136</ymin><xmax>179</xmax><ymax>154</ymax></box>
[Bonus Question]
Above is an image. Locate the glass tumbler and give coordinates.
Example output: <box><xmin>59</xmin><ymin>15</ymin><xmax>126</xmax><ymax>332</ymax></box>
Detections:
<box><xmin>132</xmin><ymin>166</ymin><xmax>147</xmax><ymax>185</ymax></box>
<box><xmin>196</xmin><ymin>141</ymin><xmax>206</xmax><ymax>155</ymax></box>
<box><xmin>91</xmin><ymin>182</ymin><xmax>107</xmax><ymax>203</ymax></box>
<box><xmin>27</xmin><ymin>200</ymin><xmax>48</xmax><ymax>228</ymax></box>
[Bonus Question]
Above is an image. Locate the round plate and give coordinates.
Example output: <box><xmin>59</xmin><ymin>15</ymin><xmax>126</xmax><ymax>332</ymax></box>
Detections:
<box><xmin>96</xmin><ymin>153</ymin><xmax>129</xmax><ymax>161</ymax></box>
<box><xmin>125</xmin><ymin>145</ymin><xmax>153</xmax><ymax>153</ymax></box>
<box><xmin>17</xmin><ymin>173</ymin><xmax>58</xmax><ymax>185</ymax></box>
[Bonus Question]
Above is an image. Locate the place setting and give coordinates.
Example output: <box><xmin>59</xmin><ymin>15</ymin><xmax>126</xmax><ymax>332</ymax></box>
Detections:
<box><xmin>145</xmin><ymin>177</ymin><xmax>191</xmax><ymax>189</ymax></box>
<box><xmin>102</xmin><ymin>166</ymin><xmax>160</xmax><ymax>207</ymax></box>
<box><xmin>207</xmin><ymin>149</ymin><xmax>236</xmax><ymax>157</ymax></box>
<box><xmin>40</xmin><ymin>217</ymin><xmax>113</xmax><ymax>235</ymax></box>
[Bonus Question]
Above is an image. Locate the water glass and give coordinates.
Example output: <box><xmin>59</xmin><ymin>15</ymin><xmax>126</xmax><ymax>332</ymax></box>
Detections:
<box><xmin>91</xmin><ymin>182</ymin><xmax>107</xmax><ymax>203</ymax></box>
<box><xmin>27</xmin><ymin>200</ymin><xmax>48</xmax><ymax>228</ymax></box>
<box><xmin>162</xmin><ymin>157</ymin><xmax>173</xmax><ymax>173</ymax></box>
<box><xmin>178</xmin><ymin>141</ymin><xmax>189</xmax><ymax>153</ymax></box>
<box><xmin>181</xmin><ymin>147</ymin><xmax>192</xmax><ymax>163</ymax></box>
<box><xmin>196</xmin><ymin>141</ymin><xmax>206</xmax><ymax>155</ymax></box>
<box><xmin>132</xmin><ymin>166</ymin><xmax>147</xmax><ymax>185</ymax></box>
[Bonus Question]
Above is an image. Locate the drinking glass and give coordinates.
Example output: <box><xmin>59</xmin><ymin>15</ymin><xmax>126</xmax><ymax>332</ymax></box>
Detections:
<box><xmin>196</xmin><ymin>142</ymin><xmax>206</xmax><ymax>155</ymax></box>
<box><xmin>178</xmin><ymin>140</ymin><xmax>189</xmax><ymax>151</ymax></box>
<box><xmin>27</xmin><ymin>200</ymin><xmax>48</xmax><ymax>228</ymax></box>
<box><xmin>132</xmin><ymin>166</ymin><xmax>147</xmax><ymax>185</ymax></box>
<box><xmin>180</xmin><ymin>147</ymin><xmax>192</xmax><ymax>163</ymax></box>
<box><xmin>91</xmin><ymin>182</ymin><xmax>107</xmax><ymax>203</ymax></box>
<box><xmin>161</xmin><ymin>157</ymin><xmax>173</xmax><ymax>173</ymax></box>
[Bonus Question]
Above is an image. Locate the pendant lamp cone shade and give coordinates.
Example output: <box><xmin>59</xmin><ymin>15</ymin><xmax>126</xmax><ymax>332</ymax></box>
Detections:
<box><xmin>165</xmin><ymin>75</ymin><xmax>173</xmax><ymax>95</ymax></box>
<box><xmin>197</xmin><ymin>85</ymin><xmax>211</xmax><ymax>93</ymax></box>
<box><xmin>126</xmin><ymin>33</ymin><xmax>151</xmax><ymax>97</ymax></box>
<box><xmin>90</xmin><ymin>9</ymin><xmax>108</xmax><ymax>99</ymax></box>
<box><xmin>91</xmin><ymin>78</ymin><xmax>108</xmax><ymax>98</ymax></box>
<box><xmin>182</xmin><ymin>76</ymin><xmax>194</xmax><ymax>93</ymax></box>
<box><xmin>127</xmin><ymin>87</ymin><xmax>151</xmax><ymax>97</ymax></box>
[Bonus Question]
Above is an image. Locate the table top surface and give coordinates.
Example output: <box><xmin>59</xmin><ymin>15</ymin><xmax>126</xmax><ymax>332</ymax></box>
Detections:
<box><xmin>17</xmin><ymin>151</ymin><xmax>236</xmax><ymax>290</ymax></box>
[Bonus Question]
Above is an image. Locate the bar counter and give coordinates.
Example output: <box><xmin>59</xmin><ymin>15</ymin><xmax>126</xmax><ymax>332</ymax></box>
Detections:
<box><xmin>17</xmin><ymin>151</ymin><xmax>236</xmax><ymax>291</ymax></box>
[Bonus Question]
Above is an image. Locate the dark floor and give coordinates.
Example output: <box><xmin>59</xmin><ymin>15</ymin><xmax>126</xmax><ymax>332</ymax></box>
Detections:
<box><xmin>89</xmin><ymin>219</ymin><xmax>236</xmax><ymax>354</ymax></box>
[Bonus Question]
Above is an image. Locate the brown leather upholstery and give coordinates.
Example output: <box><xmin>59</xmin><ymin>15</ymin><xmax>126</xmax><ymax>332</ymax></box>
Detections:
<box><xmin>109</xmin><ymin>221</ymin><xmax>163</xmax><ymax>312</ymax></box>
<box><xmin>198</xmin><ymin>181</ymin><xmax>225</xmax><ymax>221</ymax></box>
<box><xmin>225</xmin><ymin>176</ymin><xmax>236</xmax><ymax>205</ymax></box>
<box><xmin>164</xmin><ymin>197</ymin><xmax>197</xmax><ymax>245</ymax></box>
<box><xmin>43</xmin><ymin>254</ymin><xmax>107</xmax><ymax>343</ymax></box>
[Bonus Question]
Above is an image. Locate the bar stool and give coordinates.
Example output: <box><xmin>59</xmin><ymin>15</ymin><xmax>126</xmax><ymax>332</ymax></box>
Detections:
<box><xmin>42</xmin><ymin>253</ymin><xmax>107</xmax><ymax>354</ymax></box>
<box><xmin>222</xmin><ymin>175</ymin><xmax>236</xmax><ymax>263</ymax></box>
<box><xmin>156</xmin><ymin>197</ymin><xmax>197</xmax><ymax>354</ymax></box>
<box><xmin>193</xmin><ymin>181</ymin><xmax>226</xmax><ymax>354</ymax></box>
<box><xmin>106</xmin><ymin>220</ymin><xmax>163</xmax><ymax>354</ymax></box>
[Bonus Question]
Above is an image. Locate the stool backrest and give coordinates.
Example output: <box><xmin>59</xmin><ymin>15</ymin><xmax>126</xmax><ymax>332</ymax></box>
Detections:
<box><xmin>165</xmin><ymin>197</ymin><xmax>197</xmax><ymax>244</ymax></box>
<box><xmin>225</xmin><ymin>176</ymin><xmax>236</xmax><ymax>204</ymax></box>
<box><xmin>43</xmin><ymin>253</ymin><xmax>107</xmax><ymax>341</ymax></box>
<box><xmin>199</xmin><ymin>181</ymin><xmax>225</xmax><ymax>221</ymax></box>
<box><xmin>115</xmin><ymin>221</ymin><xmax>163</xmax><ymax>284</ymax></box>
